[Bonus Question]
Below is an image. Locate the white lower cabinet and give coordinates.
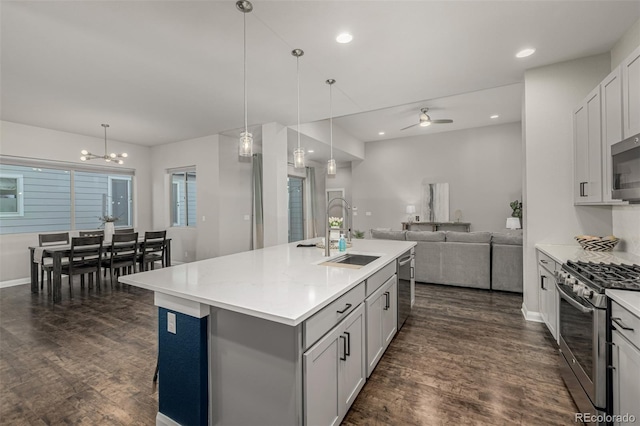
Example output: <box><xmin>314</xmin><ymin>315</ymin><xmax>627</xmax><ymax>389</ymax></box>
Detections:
<box><xmin>304</xmin><ymin>303</ymin><xmax>366</xmax><ymax>426</ymax></box>
<box><xmin>366</xmin><ymin>275</ymin><xmax>397</xmax><ymax>377</ymax></box>
<box><xmin>537</xmin><ymin>251</ymin><xmax>558</xmax><ymax>341</ymax></box>
<box><xmin>611</xmin><ymin>329</ymin><xmax>640</xmax><ymax>425</ymax></box>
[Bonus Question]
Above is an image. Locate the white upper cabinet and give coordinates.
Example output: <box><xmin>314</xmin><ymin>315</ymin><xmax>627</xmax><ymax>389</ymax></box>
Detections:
<box><xmin>601</xmin><ymin>68</ymin><xmax>624</xmax><ymax>203</ymax></box>
<box><xmin>622</xmin><ymin>45</ymin><xmax>640</xmax><ymax>139</ymax></box>
<box><xmin>574</xmin><ymin>86</ymin><xmax>602</xmax><ymax>204</ymax></box>
<box><xmin>573</xmin><ymin>45</ymin><xmax>639</xmax><ymax>205</ymax></box>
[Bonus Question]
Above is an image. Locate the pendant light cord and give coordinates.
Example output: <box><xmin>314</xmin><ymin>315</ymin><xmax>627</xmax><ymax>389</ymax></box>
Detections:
<box><xmin>296</xmin><ymin>55</ymin><xmax>300</xmax><ymax>149</ymax></box>
<box><xmin>329</xmin><ymin>83</ymin><xmax>333</xmax><ymax>158</ymax></box>
<box><xmin>104</xmin><ymin>125</ymin><xmax>108</xmax><ymax>156</ymax></box>
<box><xmin>243</xmin><ymin>11</ymin><xmax>248</xmax><ymax>134</ymax></box>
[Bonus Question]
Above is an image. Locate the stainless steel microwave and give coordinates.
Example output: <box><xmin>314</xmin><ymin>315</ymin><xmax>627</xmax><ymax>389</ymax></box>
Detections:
<box><xmin>612</xmin><ymin>133</ymin><xmax>640</xmax><ymax>203</ymax></box>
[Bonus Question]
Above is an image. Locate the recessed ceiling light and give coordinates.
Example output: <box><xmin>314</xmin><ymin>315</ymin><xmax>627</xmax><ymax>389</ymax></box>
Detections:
<box><xmin>490</xmin><ymin>114</ymin><xmax>500</xmax><ymax>119</ymax></box>
<box><xmin>307</xmin><ymin>150</ymin><xmax>314</xmax><ymax>153</ymax></box>
<box><xmin>336</xmin><ymin>33</ymin><xmax>353</xmax><ymax>44</ymax></box>
<box><xmin>516</xmin><ymin>48</ymin><xmax>535</xmax><ymax>58</ymax></box>
<box><xmin>378</xmin><ymin>131</ymin><xmax>385</xmax><ymax>136</ymax></box>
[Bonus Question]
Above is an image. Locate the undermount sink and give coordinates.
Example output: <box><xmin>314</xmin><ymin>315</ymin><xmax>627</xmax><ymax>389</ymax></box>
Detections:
<box><xmin>320</xmin><ymin>254</ymin><xmax>380</xmax><ymax>269</ymax></box>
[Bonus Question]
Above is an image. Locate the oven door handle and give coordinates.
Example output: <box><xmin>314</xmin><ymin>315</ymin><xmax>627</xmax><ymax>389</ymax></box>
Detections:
<box><xmin>556</xmin><ymin>283</ymin><xmax>594</xmax><ymax>314</ymax></box>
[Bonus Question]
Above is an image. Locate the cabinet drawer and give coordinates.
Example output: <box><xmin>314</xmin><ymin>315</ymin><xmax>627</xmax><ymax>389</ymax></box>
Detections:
<box><xmin>612</xmin><ymin>301</ymin><xmax>640</xmax><ymax>350</ymax></box>
<box><xmin>304</xmin><ymin>282</ymin><xmax>365</xmax><ymax>349</ymax></box>
<box><xmin>366</xmin><ymin>261</ymin><xmax>396</xmax><ymax>297</ymax></box>
<box><xmin>537</xmin><ymin>251</ymin><xmax>558</xmax><ymax>272</ymax></box>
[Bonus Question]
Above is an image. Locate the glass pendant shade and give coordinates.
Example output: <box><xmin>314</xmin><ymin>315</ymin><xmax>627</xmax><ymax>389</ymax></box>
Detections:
<box><xmin>327</xmin><ymin>158</ymin><xmax>336</xmax><ymax>175</ymax></box>
<box><xmin>239</xmin><ymin>131</ymin><xmax>253</xmax><ymax>157</ymax></box>
<box><xmin>293</xmin><ymin>148</ymin><xmax>305</xmax><ymax>169</ymax></box>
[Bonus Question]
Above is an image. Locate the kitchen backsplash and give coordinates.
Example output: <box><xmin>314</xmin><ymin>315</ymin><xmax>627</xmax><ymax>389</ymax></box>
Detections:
<box><xmin>613</xmin><ymin>205</ymin><xmax>640</xmax><ymax>256</ymax></box>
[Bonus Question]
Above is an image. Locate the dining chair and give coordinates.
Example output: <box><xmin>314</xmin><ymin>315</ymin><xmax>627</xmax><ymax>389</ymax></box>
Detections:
<box><xmin>139</xmin><ymin>230</ymin><xmax>167</xmax><ymax>271</ymax></box>
<box><xmin>102</xmin><ymin>232</ymin><xmax>138</xmax><ymax>287</ymax></box>
<box><xmin>38</xmin><ymin>232</ymin><xmax>70</xmax><ymax>291</ymax></box>
<box><xmin>114</xmin><ymin>228</ymin><xmax>134</xmax><ymax>234</ymax></box>
<box><xmin>61</xmin><ymin>236</ymin><xmax>103</xmax><ymax>297</ymax></box>
<box><xmin>79</xmin><ymin>230</ymin><xmax>104</xmax><ymax>237</ymax></box>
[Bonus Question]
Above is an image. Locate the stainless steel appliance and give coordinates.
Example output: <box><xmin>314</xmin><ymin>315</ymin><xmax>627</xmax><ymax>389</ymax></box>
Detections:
<box><xmin>397</xmin><ymin>249</ymin><xmax>414</xmax><ymax>329</ymax></box>
<box><xmin>612</xmin><ymin>132</ymin><xmax>640</xmax><ymax>203</ymax></box>
<box><xmin>556</xmin><ymin>261</ymin><xmax>640</xmax><ymax>424</ymax></box>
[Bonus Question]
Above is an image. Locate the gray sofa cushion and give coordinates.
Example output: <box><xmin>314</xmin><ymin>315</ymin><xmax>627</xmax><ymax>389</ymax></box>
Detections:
<box><xmin>492</xmin><ymin>244</ymin><xmax>523</xmax><ymax>293</ymax></box>
<box><xmin>370</xmin><ymin>229</ymin><xmax>406</xmax><ymax>240</ymax></box>
<box><xmin>406</xmin><ymin>231</ymin><xmax>446</xmax><ymax>242</ymax></box>
<box><xmin>445</xmin><ymin>231</ymin><xmax>492</xmax><ymax>244</ymax></box>
<box><xmin>492</xmin><ymin>233</ymin><xmax>523</xmax><ymax>245</ymax></box>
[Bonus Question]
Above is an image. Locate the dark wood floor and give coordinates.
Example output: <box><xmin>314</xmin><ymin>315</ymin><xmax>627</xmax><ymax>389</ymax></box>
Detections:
<box><xmin>0</xmin><ymin>281</ymin><xmax>576</xmax><ymax>425</ymax></box>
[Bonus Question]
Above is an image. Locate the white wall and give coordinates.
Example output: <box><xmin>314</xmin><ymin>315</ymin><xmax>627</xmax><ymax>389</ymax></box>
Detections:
<box><xmin>0</xmin><ymin>120</ymin><xmax>152</xmax><ymax>282</ymax></box>
<box><xmin>611</xmin><ymin>18</ymin><xmax>640</xmax><ymax>69</ymax></box>
<box><xmin>522</xmin><ymin>53</ymin><xmax>613</xmax><ymax>317</ymax></box>
<box><xmin>298</xmin><ymin>121</ymin><xmax>365</xmax><ymax>160</ymax></box>
<box><xmin>352</xmin><ymin>122</ymin><xmax>523</xmax><ymax>233</ymax></box>
<box><xmin>150</xmin><ymin>134</ymin><xmax>220</xmax><ymax>262</ymax></box>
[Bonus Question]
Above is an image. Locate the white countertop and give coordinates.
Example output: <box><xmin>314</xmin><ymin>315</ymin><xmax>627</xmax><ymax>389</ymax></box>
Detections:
<box><xmin>120</xmin><ymin>239</ymin><xmax>415</xmax><ymax>326</ymax></box>
<box><xmin>535</xmin><ymin>244</ymin><xmax>640</xmax><ymax>266</ymax></box>
<box><xmin>607</xmin><ymin>290</ymin><xmax>640</xmax><ymax>318</ymax></box>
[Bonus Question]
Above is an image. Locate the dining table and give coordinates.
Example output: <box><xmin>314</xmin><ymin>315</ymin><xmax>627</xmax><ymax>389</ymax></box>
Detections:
<box><xmin>29</xmin><ymin>238</ymin><xmax>171</xmax><ymax>303</ymax></box>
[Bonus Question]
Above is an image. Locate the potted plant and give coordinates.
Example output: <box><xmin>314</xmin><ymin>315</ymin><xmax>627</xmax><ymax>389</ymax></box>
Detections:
<box><xmin>509</xmin><ymin>200</ymin><xmax>522</xmax><ymax>228</ymax></box>
<box><xmin>353</xmin><ymin>230</ymin><xmax>365</xmax><ymax>239</ymax></box>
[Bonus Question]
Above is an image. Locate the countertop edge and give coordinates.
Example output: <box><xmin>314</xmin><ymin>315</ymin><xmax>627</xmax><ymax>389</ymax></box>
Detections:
<box><xmin>120</xmin><ymin>240</ymin><xmax>417</xmax><ymax>326</ymax></box>
<box><xmin>607</xmin><ymin>289</ymin><xmax>640</xmax><ymax>318</ymax></box>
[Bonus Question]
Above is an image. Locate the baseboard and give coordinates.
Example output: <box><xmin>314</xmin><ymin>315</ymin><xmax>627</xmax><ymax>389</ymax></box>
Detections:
<box><xmin>521</xmin><ymin>302</ymin><xmax>543</xmax><ymax>322</ymax></box>
<box><xmin>0</xmin><ymin>277</ymin><xmax>30</xmax><ymax>289</ymax></box>
<box><xmin>156</xmin><ymin>412</ymin><xmax>181</xmax><ymax>426</ymax></box>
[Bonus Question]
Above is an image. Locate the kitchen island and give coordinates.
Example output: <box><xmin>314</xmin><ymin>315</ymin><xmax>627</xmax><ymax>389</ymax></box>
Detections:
<box><xmin>120</xmin><ymin>238</ymin><xmax>415</xmax><ymax>426</ymax></box>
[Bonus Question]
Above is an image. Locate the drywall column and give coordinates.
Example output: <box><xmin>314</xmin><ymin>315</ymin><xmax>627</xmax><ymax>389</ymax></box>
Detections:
<box><xmin>522</xmin><ymin>54</ymin><xmax>612</xmax><ymax>319</ymax></box>
<box><xmin>262</xmin><ymin>122</ymin><xmax>289</xmax><ymax>247</ymax></box>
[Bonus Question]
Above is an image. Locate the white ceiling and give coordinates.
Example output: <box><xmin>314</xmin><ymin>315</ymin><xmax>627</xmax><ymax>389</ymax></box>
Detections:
<box><xmin>1</xmin><ymin>1</ymin><xmax>638</xmax><ymax>148</ymax></box>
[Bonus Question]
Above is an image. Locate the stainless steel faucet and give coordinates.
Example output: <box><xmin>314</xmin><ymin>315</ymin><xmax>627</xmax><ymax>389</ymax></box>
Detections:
<box><xmin>325</xmin><ymin>197</ymin><xmax>352</xmax><ymax>257</ymax></box>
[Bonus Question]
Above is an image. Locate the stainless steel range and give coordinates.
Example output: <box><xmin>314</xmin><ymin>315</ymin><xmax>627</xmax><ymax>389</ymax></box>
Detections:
<box><xmin>556</xmin><ymin>261</ymin><xmax>640</xmax><ymax>424</ymax></box>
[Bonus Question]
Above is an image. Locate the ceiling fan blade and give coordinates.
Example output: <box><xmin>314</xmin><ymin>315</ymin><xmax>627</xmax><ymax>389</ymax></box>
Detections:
<box><xmin>430</xmin><ymin>119</ymin><xmax>453</xmax><ymax>124</ymax></box>
<box><xmin>400</xmin><ymin>123</ymin><xmax>419</xmax><ymax>131</ymax></box>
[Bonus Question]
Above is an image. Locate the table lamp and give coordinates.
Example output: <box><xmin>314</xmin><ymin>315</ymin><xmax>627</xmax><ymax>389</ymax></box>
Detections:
<box><xmin>406</xmin><ymin>205</ymin><xmax>416</xmax><ymax>223</ymax></box>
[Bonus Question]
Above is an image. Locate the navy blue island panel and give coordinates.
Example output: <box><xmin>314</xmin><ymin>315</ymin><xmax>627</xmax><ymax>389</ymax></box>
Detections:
<box><xmin>158</xmin><ymin>307</ymin><xmax>208</xmax><ymax>426</ymax></box>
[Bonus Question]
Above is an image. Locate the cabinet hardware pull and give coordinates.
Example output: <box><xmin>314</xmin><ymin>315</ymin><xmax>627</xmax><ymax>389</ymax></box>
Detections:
<box><xmin>540</xmin><ymin>275</ymin><xmax>546</xmax><ymax>290</ymax></box>
<box><xmin>608</xmin><ymin>365</ymin><xmax>616</xmax><ymax>371</ymax></box>
<box><xmin>336</xmin><ymin>303</ymin><xmax>352</xmax><ymax>314</ymax></box>
<box><xmin>612</xmin><ymin>317</ymin><xmax>634</xmax><ymax>331</ymax></box>
<box><xmin>344</xmin><ymin>331</ymin><xmax>351</xmax><ymax>357</ymax></box>
<box><xmin>339</xmin><ymin>335</ymin><xmax>347</xmax><ymax>361</ymax></box>
<box><xmin>383</xmin><ymin>292</ymin><xmax>390</xmax><ymax>310</ymax></box>
<box><xmin>540</xmin><ymin>259</ymin><xmax>548</xmax><ymax>264</ymax></box>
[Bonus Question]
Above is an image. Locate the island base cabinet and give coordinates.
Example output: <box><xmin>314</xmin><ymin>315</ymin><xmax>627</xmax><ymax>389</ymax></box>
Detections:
<box><xmin>611</xmin><ymin>329</ymin><xmax>640</xmax><ymax>425</ymax></box>
<box><xmin>304</xmin><ymin>303</ymin><xmax>365</xmax><ymax>426</ymax></box>
<box><xmin>366</xmin><ymin>275</ymin><xmax>398</xmax><ymax>377</ymax></box>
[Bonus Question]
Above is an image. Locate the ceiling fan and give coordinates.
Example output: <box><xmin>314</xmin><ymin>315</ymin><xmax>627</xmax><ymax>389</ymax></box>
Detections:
<box><xmin>400</xmin><ymin>107</ymin><xmax>453</xmax><ymax>130</ymax></box>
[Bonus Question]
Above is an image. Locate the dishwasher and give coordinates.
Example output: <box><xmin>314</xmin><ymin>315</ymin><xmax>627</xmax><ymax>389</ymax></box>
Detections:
<box><xmin>397</xmin><ymin>249</ymin><xmax>415</xmax><ymax>329</ymax></box>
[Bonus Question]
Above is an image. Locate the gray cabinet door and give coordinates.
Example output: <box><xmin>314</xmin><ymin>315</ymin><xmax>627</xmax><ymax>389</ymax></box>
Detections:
<box><xmin>612</xmin><ymin>330</ymin><xmax>640</xmax><ymax>425</ymax></box>
<box><xmin>382</xmin><ymin>278</ymin><xmax>398</xmax><ymax>347</ymax></box>
<box><xmin>366</xmin><ymin>287</ymin><xmax>384</xmax><ymax>377</ymax></box>
<box><xmin>601</xmin><ymin>68</ymin><xmax>623</xmax><ymax>203</ymax></box>
<box><xmin>304</xmin><ymin>323</ymin><xmax>341</xmax><ymax>426</ymax></box>
<box><xmin>338</xmin><ymin>303</ymin><xmax>366</xmax><ymax>417</ymax></box>
<box><xmin>622</xmin><ymin>45</ymin><xmax>640</xmax><ymax>139</ymax></box>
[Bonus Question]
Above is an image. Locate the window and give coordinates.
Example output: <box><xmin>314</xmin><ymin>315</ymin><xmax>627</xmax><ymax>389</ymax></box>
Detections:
<box><xmin>0</xmin><ymin>160</ymin><xmax>133</xmax><ymax>235</ymax></box>
<box><xmin>170</xmin><ymin>169</ymin><xmax>196</xmax><ymax>227</ymax></box>
<box><xmin>0</xmin><ymin>173</ymin><xmax>24</xmax><ymax>216</ymax></box>
<box><xmin>288</xmin><ymin>176</ymin><xmax>305</xmax><ymax>242</ymax></box>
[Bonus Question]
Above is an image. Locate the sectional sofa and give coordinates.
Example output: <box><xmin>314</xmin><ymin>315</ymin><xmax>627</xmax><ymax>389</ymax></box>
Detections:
<box><xmin>370</xmin><ymin>229</ymin><xmax>523</xmax><ymax>293</ymax></box>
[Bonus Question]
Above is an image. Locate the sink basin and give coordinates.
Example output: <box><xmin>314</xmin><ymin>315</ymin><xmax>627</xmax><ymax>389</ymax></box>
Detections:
<box><xmin>320</xmin><ymin>254</ymin><xmax>380</xmax><ymax>269</ymax></box>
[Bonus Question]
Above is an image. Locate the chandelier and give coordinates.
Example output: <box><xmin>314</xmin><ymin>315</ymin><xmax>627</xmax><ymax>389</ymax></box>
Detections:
<box><xmin>81</xmin><ymin>124</ymin><xmax>128</xmax><ymax>164</ymax></box>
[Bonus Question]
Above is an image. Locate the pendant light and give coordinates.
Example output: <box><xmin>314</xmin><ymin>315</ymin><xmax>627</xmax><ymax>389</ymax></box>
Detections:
<box><xmin>237</xmin><ymin>0</ymin><xmax>253</xmax><ymax>157</ymax></box>
<box><xmin>80</xmin><ymin>124</ymin><xmax>127</xmax><ymax>164</ymax></box>
<box><xmin>292</xmin><ymin>48</ymin><xmax>305</xmax><ymax>169</ymax></box>
<box><xmin>326</xmin><ymin>79</ymin><xmax>336</xmax><ymax>176</ymax></box>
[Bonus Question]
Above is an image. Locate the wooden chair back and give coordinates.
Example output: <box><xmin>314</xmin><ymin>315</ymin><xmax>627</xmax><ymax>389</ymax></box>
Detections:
<box><xmin>140</xmin><ymin>230</ymin><xmax>167</xmax><ymax>270</ymax></box>
<box><xmin>107</xmin><ymin>232</ymin><xmax>138</xmax><ymax>266</ymax></box>
<box><xmin>67</xmin><ymin>236</ymin><xmax>103</xmax><ymax>275</ymax></box>
<box><xmin>79</xmin><ymin>230</ymin><xmax>104</xmax><ymax>237</ymax></box>
<box><xmin>114</xmin><ymin>228</ymin><xmax>134</xmax><ymax>234</ymax></box>
<box><xmin>39</xmin><ymin>232</ymin><xmax>69</xmax><ymax>247</ymax></box>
